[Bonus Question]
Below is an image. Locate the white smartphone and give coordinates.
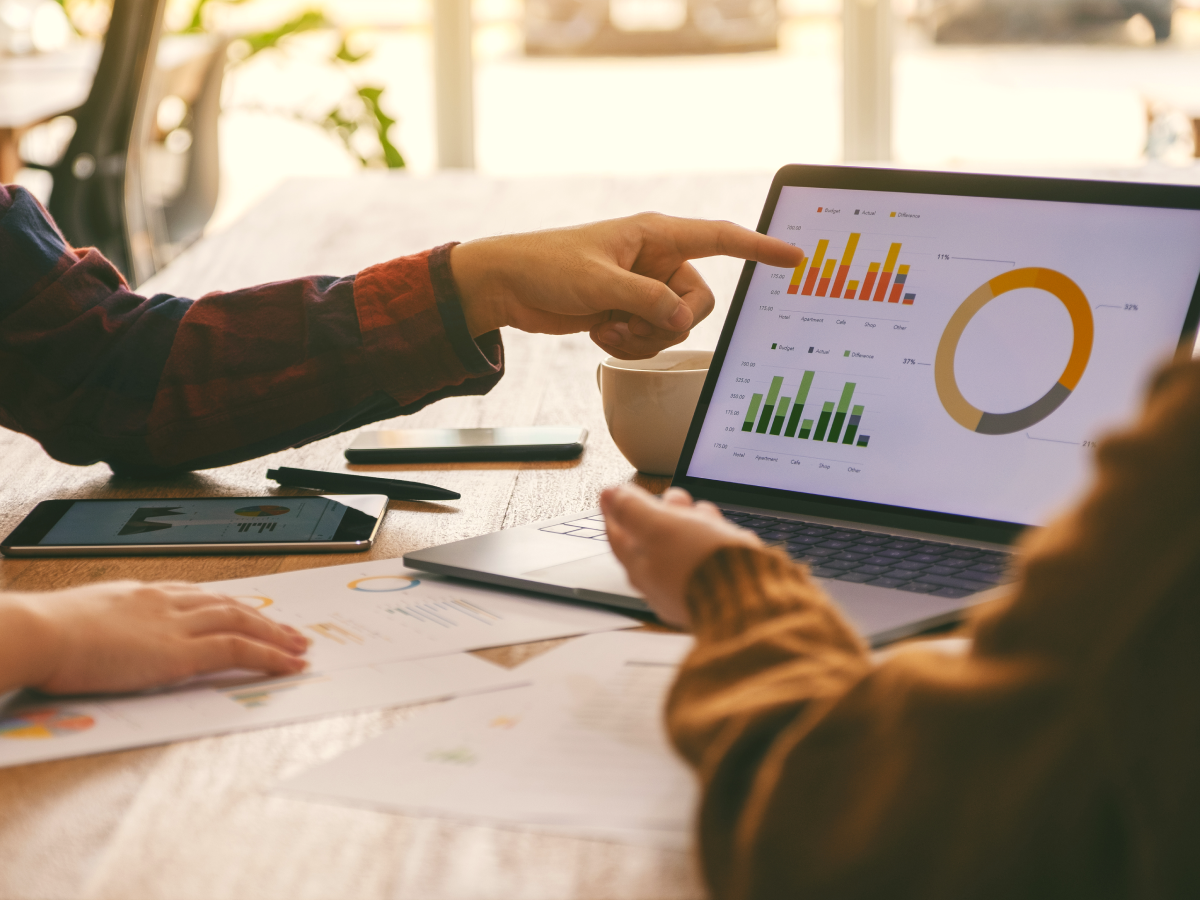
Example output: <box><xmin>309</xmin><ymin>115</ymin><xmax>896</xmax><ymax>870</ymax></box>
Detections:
<box><xmin>0</xmin><ymin>495</ymin><xmax>389</xmax><ymax>557</ymax></box>
<box><xmin>345</xmin><ymin>427</ymin><xmax>587</xmax><ymax>463</ymax></box>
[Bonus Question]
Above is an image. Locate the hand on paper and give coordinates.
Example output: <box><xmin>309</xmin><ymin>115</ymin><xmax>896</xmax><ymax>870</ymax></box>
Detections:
<box><xmin>601</xmin><ymin>485</ymin><xmax>760</xmax><ymax>628</ymax></box>
<box><xmin>0</xmin><ymin>582</ymin><xmax>309</xmax><ymax>694</ymax></box>
<box><xmin>450</xmin><ymin>213</ymin><xmax>805</xmax><ymax>360</ymax></box>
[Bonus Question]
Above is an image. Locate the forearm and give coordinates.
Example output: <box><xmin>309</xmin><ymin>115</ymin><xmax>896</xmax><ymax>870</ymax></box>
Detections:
<box><xmin>106</xmin><ymin>247</ymin><xmax>503</xmax><ymax>474</ymax></box>
<box><xmin>666</xmin><ymin>547</ymin><xmax>875</xmax><ymax>896</ymax></box>
<box><xmin>0</xmin><ymin>595</ymin><xmax>56</xmax><ymax>693</ymax></box>
<box><xmin>0</xmin><ymin>182</ymin><xmax>503</xmax><ymax>473</ymax></box>
<box><xmin>667</xmin><ymin>547</ymin><xmax>1051</xmax><ymax>900</ymax></box>
<box><xmin>668</xmin><ymin>546</ymin><xmax>871</xmax><ymax>762</ymax></box>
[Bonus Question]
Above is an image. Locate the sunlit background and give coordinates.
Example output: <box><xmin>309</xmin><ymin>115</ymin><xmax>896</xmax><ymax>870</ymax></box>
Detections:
<box><xmin>10</xmin><ymin>0</ymin><xmax>1200</xmax><ymax>234</ymax></box>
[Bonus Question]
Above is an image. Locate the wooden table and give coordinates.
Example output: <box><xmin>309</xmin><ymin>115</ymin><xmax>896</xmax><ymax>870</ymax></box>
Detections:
<box><xmin>0</xmin><ymin>171</ymin><xmax>773</xmax><ymax>900</ymax></box>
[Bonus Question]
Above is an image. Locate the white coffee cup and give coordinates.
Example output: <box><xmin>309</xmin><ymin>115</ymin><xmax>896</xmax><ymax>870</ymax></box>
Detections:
<box><xmin>596</xmin><ymin>349</ymin><xmax>713</xmax><ymax>476</ymax></box>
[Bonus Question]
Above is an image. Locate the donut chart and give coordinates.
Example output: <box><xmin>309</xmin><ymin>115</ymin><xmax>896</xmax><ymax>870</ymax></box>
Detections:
<box><xmin>0</xmin><ymin>708</ymin><xmax>95</xmax><ymax>740</ymax></box>
<box><xmin>935</xmin><ymin>267</ymin><xmax>1093</xmax><ymax>435</ymax></box>
<box><xmin>347</xmin><ymin>575</ymin><xmax>421</xmax><ymax>592</ymax></box>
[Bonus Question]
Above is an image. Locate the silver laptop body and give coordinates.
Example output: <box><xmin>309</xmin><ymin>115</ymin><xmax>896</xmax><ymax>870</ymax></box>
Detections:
<box><xmin>406</xmin><ymin>165</ymin><xmax>1200</xmax><ymax>646</ymax></box>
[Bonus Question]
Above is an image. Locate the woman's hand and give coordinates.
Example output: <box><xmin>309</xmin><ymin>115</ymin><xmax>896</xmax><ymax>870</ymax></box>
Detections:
<box><xmin>0</xmin><ymin>582</ymin><xmax>309</xmax><ymax>695</ymax></box>
<box><xmin>601</xmin><ymin>485</ymin><xmax>761</xmax><ymax>628</ymax></box>
<box><xmin>450</xmin><ymin>213</ymin><xmax>805</xmax><ymax>360</ymax></box>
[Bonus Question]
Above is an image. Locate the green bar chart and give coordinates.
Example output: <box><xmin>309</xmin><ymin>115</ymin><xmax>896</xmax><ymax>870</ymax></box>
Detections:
<box><xmin>813</xmin><ymin>402</ymin><xmax>835</xmax><ymax>440</ymax></box>
<box><xmin>826</xmin><ymin>382</ymin><xmax>857</xmax><ymax>443</ymax></box>
<box><xmin>785</xmin><ymin>370</ymin><xmax>815</xmax><ymax>437</ymax></box>
<box><xmin>755</xmin><ymin>376</ymin><xmax>784</xmax><ymax>434</ymax></box>
<box><xmin>770</xmin><ymin>397</ymin><xmax>792</xmax><ymax>435</ymax></box>
<box><xmin>742</xmin><ymin>370</ymin><xmax>873</xmax><ymax>448</ymax></box>
<box><xmin>741</xmin><ymin>394</ymin><xmax>763</xmax><ymax>432</ymax></box>
<box><xmin>843</xmin><ymin>404</ymin><xmax>865</xmax><ymax>444</ymax></box>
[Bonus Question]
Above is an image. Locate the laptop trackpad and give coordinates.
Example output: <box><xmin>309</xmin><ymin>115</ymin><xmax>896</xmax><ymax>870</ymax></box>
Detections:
<box><xmin>524</xmin><ymin>552</ymin><xmax>642</xmax><ymax>599</ymax></box>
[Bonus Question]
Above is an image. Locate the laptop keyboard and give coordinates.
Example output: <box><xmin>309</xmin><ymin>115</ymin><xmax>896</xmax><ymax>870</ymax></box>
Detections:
<box><xmin>540</xmin><ymin>511</ymin><xmax>1014</xmax><ymax>600</ymax></box>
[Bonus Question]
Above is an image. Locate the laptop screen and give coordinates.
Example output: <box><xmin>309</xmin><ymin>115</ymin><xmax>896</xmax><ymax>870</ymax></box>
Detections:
<box><xmin>684</xmin><ymin>183</ymin><xmax>1200</xmax><ymax>528</ymax></box>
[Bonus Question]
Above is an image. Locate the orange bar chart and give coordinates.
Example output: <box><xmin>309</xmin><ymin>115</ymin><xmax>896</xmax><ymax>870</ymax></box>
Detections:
<box><xmin>860</xmin><ymin>262</ymin><xmax>880</xmax><ymax>301</ymax></box>
<box><xmin>887</xmin><ymin>264</ymin><xmax>910</xmax><ymax>303</ymax></box>
<box><xmin>872</xmin><ymin>243</ymin><xmax>902</xmax><ymax>302</ymax></box>
<box><xmin>801</xmin><ymin>240</ymin><xmax>828</xmax><ymax>295</ymax></box>
<box><xmin>785</xmin><ymin>234</ymin><xmax>919</xmax><ymax>307</ymax></box>
<box><xmin>815</xmin><ymin>258</ymin><xmax>837</xmax><ymax>296</ymax></box>
<box><xmin>830</xmin><ymin>232</ymin><xmax>860</xmax><ymax>298</ymax></box>
<box><xmin>787</xmin><ymin>263</ymin><xmax>806</xmax><ymax>294</ymax></box>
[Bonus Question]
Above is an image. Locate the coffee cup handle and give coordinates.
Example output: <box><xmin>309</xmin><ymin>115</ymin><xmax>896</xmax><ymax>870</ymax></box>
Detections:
<box><xmin>595</xmin><ymin>362</ymin><xmax>602</xmax><ymax>394</ymax></box>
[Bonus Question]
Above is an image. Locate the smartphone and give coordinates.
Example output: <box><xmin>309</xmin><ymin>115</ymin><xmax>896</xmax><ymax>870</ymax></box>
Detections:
<box><xmin>0</xmin><ymin>495</ymin><xmax>389</xmax><ymax>557</ymax></box>
<box><xmin>345</xmin><ymin>427</ymin><xmax>587</xmax><ymax>463</ymax></box>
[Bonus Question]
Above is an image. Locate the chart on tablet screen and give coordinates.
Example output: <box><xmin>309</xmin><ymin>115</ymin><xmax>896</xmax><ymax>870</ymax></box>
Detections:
<box><xmin>688</xmin><ymin>185</ymin><xmax>1200</xmax><ymax>526</ymax></box>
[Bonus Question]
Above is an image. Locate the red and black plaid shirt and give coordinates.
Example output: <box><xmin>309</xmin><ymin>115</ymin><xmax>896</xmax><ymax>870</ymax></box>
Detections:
<box><xmin>0</xmin><ymin>184</ymin><xmax>504</xmax><ymax>474</ymax></box>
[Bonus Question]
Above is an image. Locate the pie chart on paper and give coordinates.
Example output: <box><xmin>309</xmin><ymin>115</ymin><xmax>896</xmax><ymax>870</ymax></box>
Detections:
<box><xmin>0</xmin><ymin>708</ymin><xmax>95</xmax><ymax>740</ymax></box>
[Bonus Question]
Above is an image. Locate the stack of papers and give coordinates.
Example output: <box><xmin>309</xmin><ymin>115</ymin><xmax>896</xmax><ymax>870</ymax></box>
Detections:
<box><xmin>278</xmin><ymin>631</ymin><xmax>699</xmax><ymax>848</ymax></box>
<box><xmin>0</xmin><ymin>560</ymin><xmax>638</xmax><ymax>768</ymax></box>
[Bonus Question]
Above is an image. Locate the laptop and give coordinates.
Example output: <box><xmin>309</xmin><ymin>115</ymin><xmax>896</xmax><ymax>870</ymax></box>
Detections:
<box><xmin>405</xmin><ymin>165</ymin><xmax>1200</xmax><ymax>646</ymax></box>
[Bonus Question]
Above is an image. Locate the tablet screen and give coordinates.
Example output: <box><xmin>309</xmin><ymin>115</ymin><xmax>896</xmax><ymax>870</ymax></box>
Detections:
<box><xmin>36</xmin><ymin>497</ymin><xmax>349</xmax><ymax>545</ymax></box>
<box><xmin>685</xmin><ymin>185</ymin><xmax>1200</xmax><ymax>526</ymax></box>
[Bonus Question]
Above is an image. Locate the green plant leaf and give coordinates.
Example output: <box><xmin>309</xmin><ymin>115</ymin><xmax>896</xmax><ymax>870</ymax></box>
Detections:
<box><xmin>357</xmin><ymin>86</ymin><xmax>405</xmax><ymax>169</ymax></box>
<box><xmin>240</xmin><ymin>10</ymin><xmax>328</xmax><ymax>57</ymax></box>
<box><xmin>334</xmin><ymin>38</ymin><xmax>371</xmax><ymax>63</ymax></box>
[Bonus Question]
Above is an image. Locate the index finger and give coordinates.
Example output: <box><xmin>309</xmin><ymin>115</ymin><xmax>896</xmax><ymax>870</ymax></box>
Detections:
<box><xmin>664</xmin><ymin>217</ymin><xmax>806</xmax><ymax>269</ymax></box>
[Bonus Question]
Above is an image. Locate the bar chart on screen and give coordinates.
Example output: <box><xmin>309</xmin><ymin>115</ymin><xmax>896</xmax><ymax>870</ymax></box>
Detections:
<box><xmin>785</xmin><ymin>231</ymin><xmax>920</xmax><ymax>306</ymax></box>
<box><xmin>740</xmin><ymin>370</ymin><xmax>873</xmax><ymax>448</ymax></box>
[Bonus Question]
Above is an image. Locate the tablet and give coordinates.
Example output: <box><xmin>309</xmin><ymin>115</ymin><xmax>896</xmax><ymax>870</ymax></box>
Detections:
<box><xmin>0</xmin><ymin>495</ymin><xmax>389</xmax><ymax>557</ymax></box>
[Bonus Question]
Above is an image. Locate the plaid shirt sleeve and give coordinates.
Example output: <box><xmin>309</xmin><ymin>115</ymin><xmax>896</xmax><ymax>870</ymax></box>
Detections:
<box><xmin>0</xmin><ymin>184</ymin><xmax>504</xmax><ymax>474</ymax></box>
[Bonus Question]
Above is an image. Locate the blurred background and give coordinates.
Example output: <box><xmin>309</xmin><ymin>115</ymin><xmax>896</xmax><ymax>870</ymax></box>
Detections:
<box><xmin>5</xmin><ymin>0</ymin><xmax>1200</xmax><ymax>268</ymax></box>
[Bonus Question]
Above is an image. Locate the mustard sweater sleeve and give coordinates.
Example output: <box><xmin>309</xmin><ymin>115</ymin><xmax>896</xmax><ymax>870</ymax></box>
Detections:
<box><xmin>667</xmin><ymin>358</ymin><xmax>1200</xmax><ymax>900</ymax></box>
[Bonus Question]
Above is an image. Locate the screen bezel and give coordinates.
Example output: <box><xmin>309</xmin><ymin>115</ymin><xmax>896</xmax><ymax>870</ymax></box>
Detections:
<box><xmin>0</xmin><ymin>497</ymin><xmax>384</xmax><ymax>552</ymax></box>
<box><xmin>671</xmin><ymin>164</ymin><xmax>1200</xmax><ymax>545</ymax></box>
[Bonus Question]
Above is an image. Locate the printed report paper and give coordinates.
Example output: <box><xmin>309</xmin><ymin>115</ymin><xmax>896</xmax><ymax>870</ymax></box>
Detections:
<box><xmin>0</xmin><ymin>654</ymin><xmax>525</xmax><ymax>769</ymax></box>
<box><xmin>277</xmin><ymin>632</ymin><xmax>698</xmax><ymax>848</ymax></box>
<box><xmin>0</xmin><ymin>559</ymin><xmax>636</xmax><ymax>768</ymax></box>
<box><xmin>207</xmin><ymin>559</ymin><xmax>639</xmax><ymax>672</ymax></box>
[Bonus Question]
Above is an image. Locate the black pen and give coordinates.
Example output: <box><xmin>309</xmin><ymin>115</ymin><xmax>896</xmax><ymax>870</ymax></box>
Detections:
<box><xmin>266</xmin><ymin>467</ymin><xmax>461</xmax><ymax>501</ymax></box>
